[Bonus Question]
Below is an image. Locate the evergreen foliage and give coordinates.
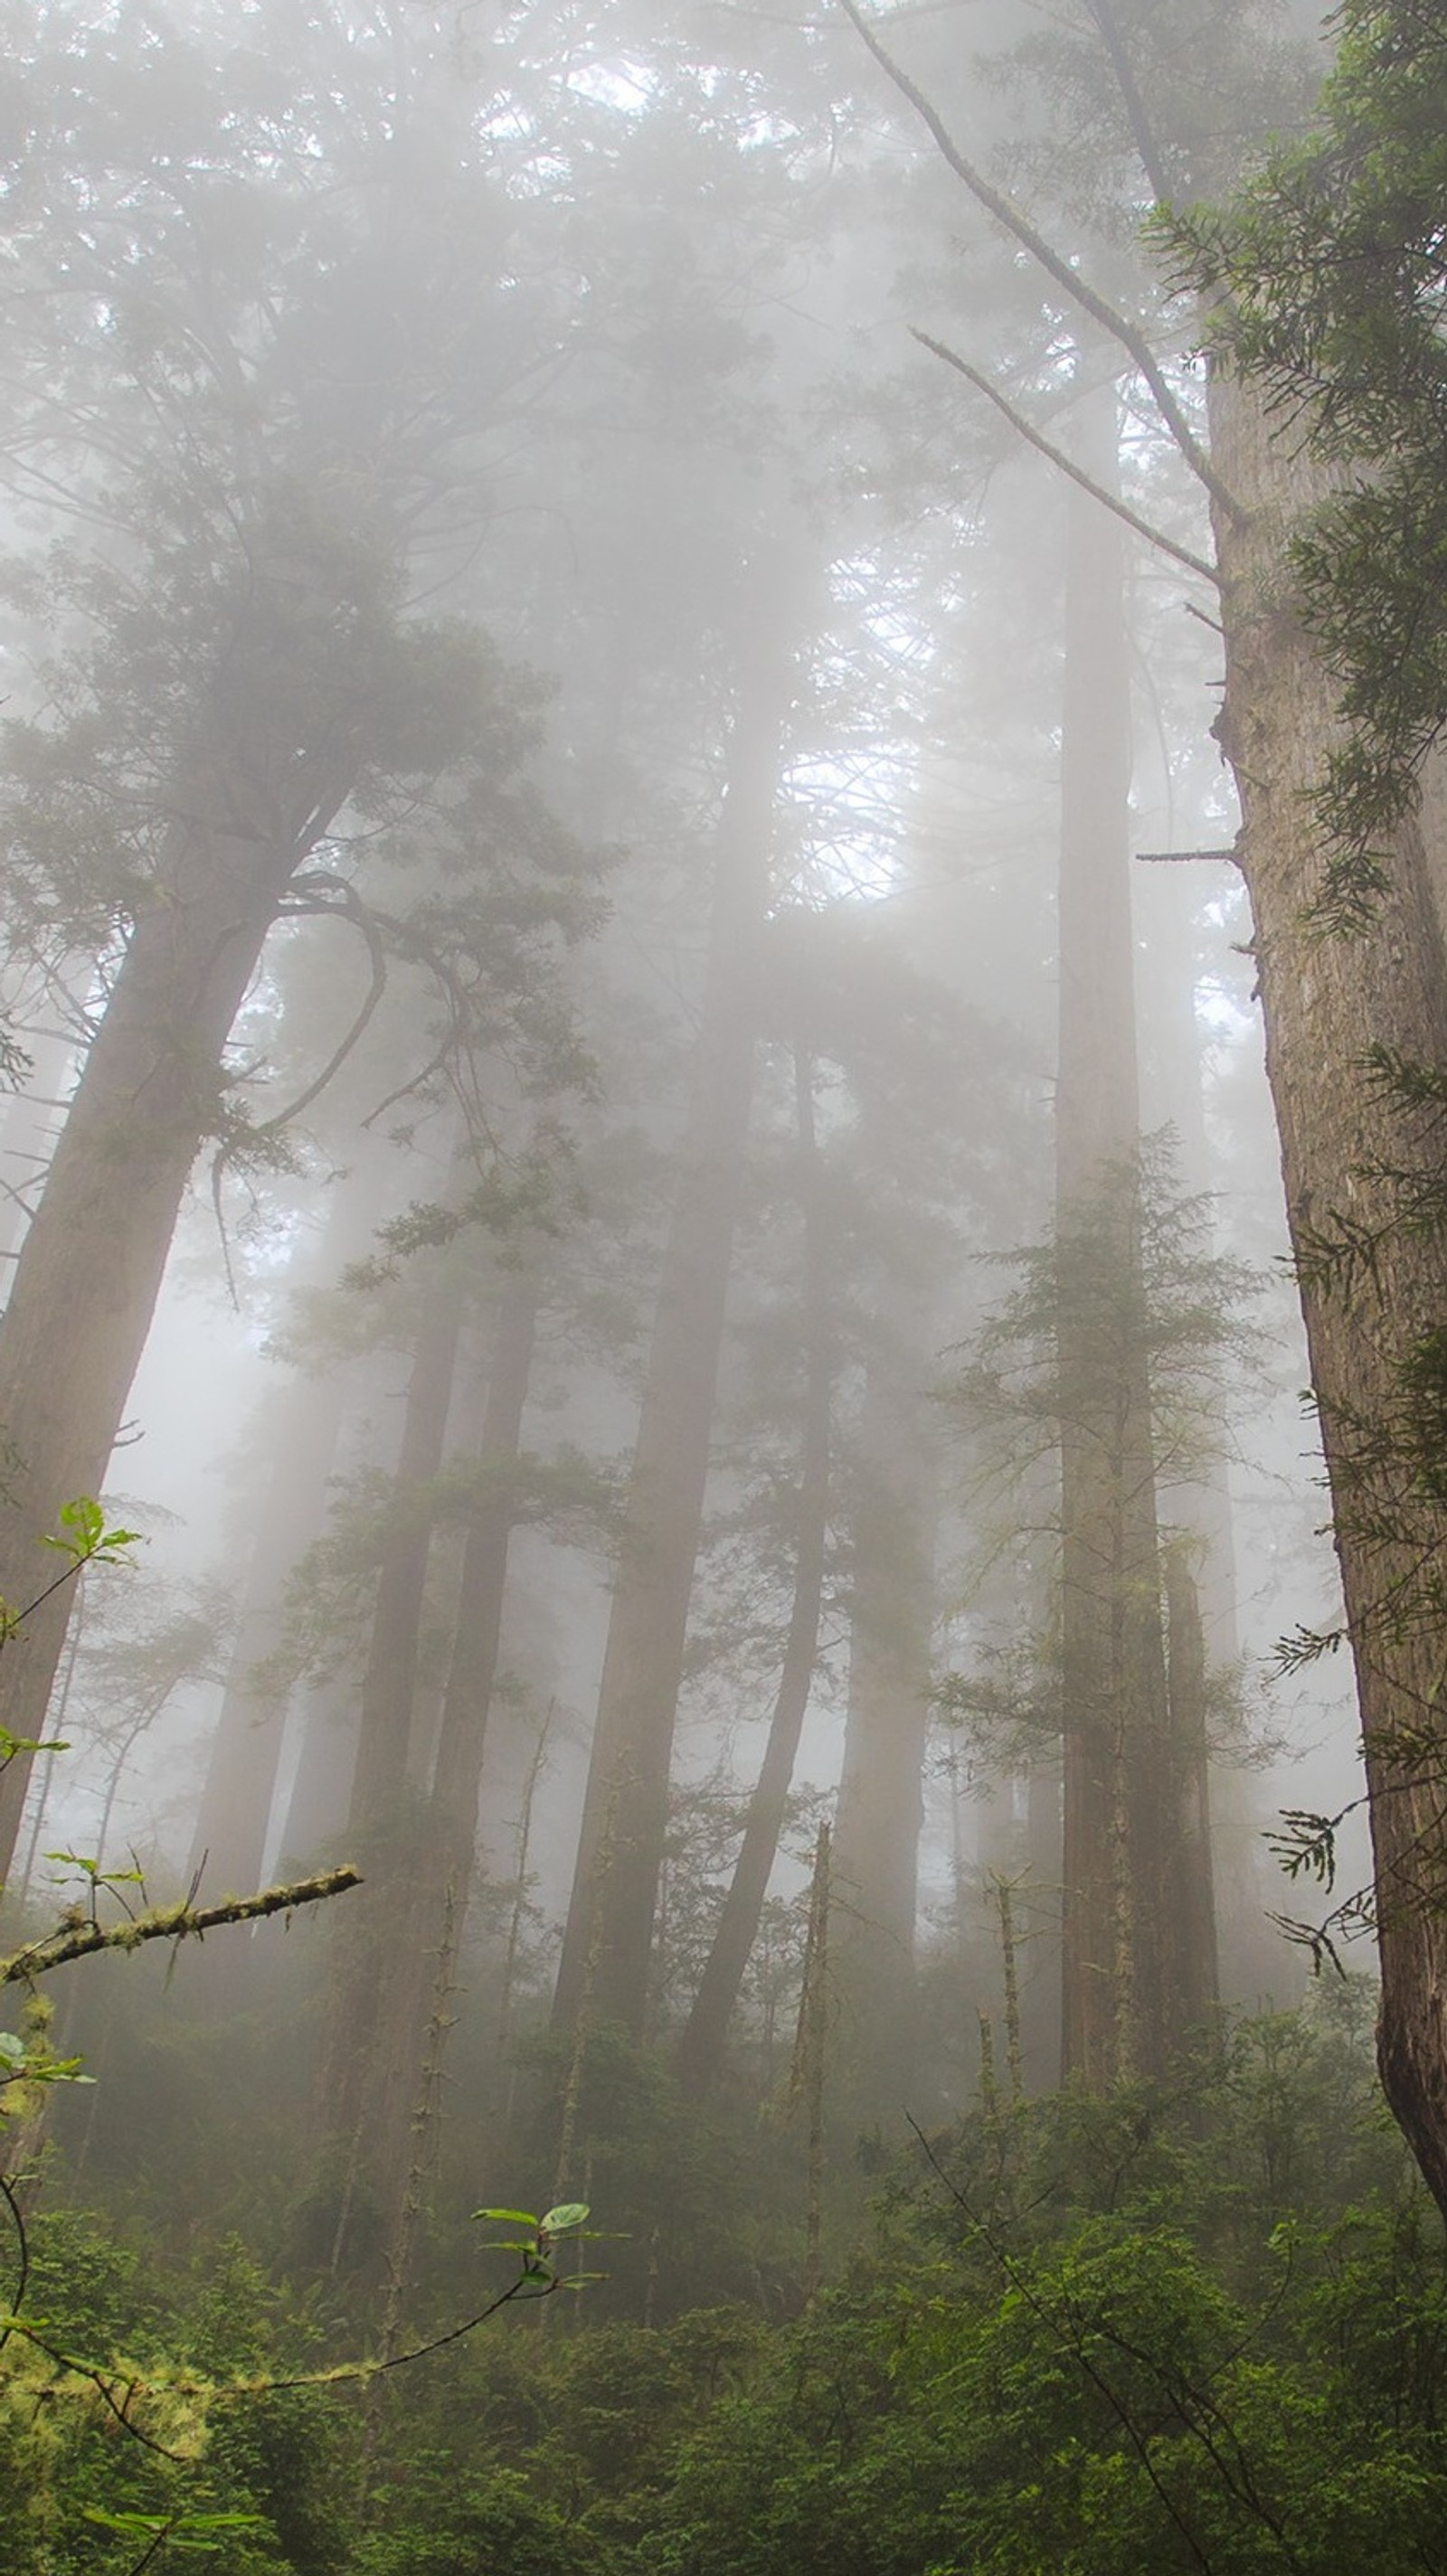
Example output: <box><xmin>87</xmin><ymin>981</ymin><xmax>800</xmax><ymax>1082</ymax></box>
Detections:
<box><xmin>1168</xmin><ymin>0</ymin><xmax>1447</xmax><ymax>924</ymax></box>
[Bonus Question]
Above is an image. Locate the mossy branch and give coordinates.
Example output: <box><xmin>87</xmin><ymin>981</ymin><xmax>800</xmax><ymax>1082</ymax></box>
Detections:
<box><xmin>0</xmin><ymin>1865</ymin><xmax>361</xmax><ymax>1985</ymax></box>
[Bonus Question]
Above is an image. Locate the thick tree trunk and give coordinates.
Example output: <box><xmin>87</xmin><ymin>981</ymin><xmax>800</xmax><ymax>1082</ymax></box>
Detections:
<box><xmin>0</xmin><ymin>758</ymin><xmax>345</xmax><ymax>1882</ymax></box>
<box><xmin>552</xmin><ymin>581</ymin><xmax>797</xmax><ymax>2040</ymax></box>
<box><xmin>676</xmin><ymin>1047</ymin><xmax>830</xmax><ymax>2091</ymax></box>
<box><xmin>0</xmin><ymin>506</ymin><xmax>371</xmax><ymax>1890</ymax></box>
<box><xmin>1209</xmin><ymin>364</ymin><xmax>1447</xmax><ymax>2215</ymax></box>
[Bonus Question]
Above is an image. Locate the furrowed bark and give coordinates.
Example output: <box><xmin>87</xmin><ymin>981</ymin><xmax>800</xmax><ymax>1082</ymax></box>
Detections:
<box><xmin>1209</xmin><ymin>363</ymin><xmax>1447</xmax><ymax>2216</ymax></box>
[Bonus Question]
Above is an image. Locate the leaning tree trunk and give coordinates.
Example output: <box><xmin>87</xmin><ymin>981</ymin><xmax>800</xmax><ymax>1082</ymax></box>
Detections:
<box><xmin>676</xmin><ymin>1045</ymin><xmax>831</xmax><ymax>2092</ymax></box>
<box><xmin>552</xmin><ymin>571</ymin><xmax>799</xmax><ymax>2042</ymax></box>
<box><xmin>1209</xmin><ymin>363</ymin><xmax>1447</xmax><ymax>2218</ymax></box>
<box><xmin>0</xmin><ymin>589</ymin><xmax>364</xmax><ymax>1885</ymax></box>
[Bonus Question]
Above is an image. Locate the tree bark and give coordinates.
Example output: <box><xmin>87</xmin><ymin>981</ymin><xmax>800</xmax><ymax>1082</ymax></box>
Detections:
<box><xmin>676</xmin><ymin>1046</ymin><xmax>831</xmax><ymax>2091</ymax></box>
<box><xmin>1209</xmin><ymin>362</ymin><xmax>1447</xmax><ymax>2215</ymax></box>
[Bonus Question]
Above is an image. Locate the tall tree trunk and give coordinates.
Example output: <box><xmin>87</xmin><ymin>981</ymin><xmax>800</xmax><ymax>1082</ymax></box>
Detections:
<box><xmin>1209</xmin><ymin>363</ymin><xmax>1447</xmax><ymax>2215</ymax></box>
<box><xmin>345</xmin><ymin>1271</ymin><xmax>466</xmax><ymax>1840</ymax></box>
<box><xmin>1163</xmin><ymin>1542</ymin><xmax>1219</xmax><ymax>2036</ymax></box>
<box><xmin>1055</xmin><ymin>382</ymin><xmax>1177</xmax><ymax>2084</ymax></box>
<box><xmin>676</xmin><ymin>1046</ymin><xmax>831</xmax><ymax>2091</ymax></box>
<box><xmin>188</xmin><ymin>1368</ymin><xmax>351</xmax><ymax>1896</ymax></box>
<box><xmin>830</xmin><ymin>1307</ymin><xmax>938</xmax><ymax>2115</ymax></box>
<box><xmin>552</xmin><ymin>574</ymin><xmax>798</xmax><ymax>2040</ymax></box>
<box><xmin>0</xmin><ymin>625</ymin><xmax>360</xmax><ymax>1882</ymax></box>
<box><xmin>366</xmin><ymin>1259</ymin><xmax>540</xmax><ymax>2292</ymax></box>
<box><xmin>317</xmin><ymin>1263</ymin><xmax>465</xmax><ymax>2268</ymax></box>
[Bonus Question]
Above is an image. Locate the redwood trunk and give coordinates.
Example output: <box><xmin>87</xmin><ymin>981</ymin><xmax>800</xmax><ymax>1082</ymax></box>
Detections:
<box><xmin>1210</xmin><ymin>365</ymin><xmax>1447</xmax><ymax>2214</ymax></box>
<box><xmin>0</xmin><ymin>758</ymin><xmax>345</xmax><ymax>1882</ymax></box>
<box><xmin>0</xmin><ymin>531</ymin><xmax>367</xmax><ymax>1889</ymax></box>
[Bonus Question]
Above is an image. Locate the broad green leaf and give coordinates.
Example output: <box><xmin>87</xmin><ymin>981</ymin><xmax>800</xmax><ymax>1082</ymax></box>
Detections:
<box><xmin>472</xmin><ymin>2205</ymin><xmax>538</xmax><ymax>2225</ymax></box>
<box><xmin>540</xmin><ymin>2201</ymin><xmax>590</xmax><ymax>2233</ymax></box>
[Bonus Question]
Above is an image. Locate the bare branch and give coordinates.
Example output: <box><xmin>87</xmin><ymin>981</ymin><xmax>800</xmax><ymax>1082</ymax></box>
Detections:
<box><xmin>835</xmin><ymin>0</ymin><xmax>1241</xmax><ymax>522</ymax></box>
<box><xmin>913</xmin><ymin>329</ymin><xmax>1219</xmax><ymax>586</ymax></box>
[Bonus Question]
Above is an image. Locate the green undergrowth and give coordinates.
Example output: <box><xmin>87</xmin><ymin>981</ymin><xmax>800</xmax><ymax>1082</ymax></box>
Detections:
<box><xmin>9</xmin><ymin>1986</ymin><xmax>1447</xmax><ymax>2575</ymax></box>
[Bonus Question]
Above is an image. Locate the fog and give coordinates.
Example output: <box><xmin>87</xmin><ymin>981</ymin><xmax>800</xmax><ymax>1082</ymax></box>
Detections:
<box><xmin>0</xmin><ymin>0</ymin><xmax>1383</xmax><ymax>2351</ymax></box>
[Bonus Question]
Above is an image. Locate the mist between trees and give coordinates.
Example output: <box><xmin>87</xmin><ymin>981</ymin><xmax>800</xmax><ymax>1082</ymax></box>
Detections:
<box><xmin>6</xmin><ymin>4</ymin><xmax>1447</xmax><ymax>2571</ymax></box>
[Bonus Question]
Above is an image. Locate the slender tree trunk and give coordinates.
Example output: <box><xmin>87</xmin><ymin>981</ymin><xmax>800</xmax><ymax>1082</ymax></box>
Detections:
<box><xmin>345</xmin><ymin>1271</ymin><xmax>466</xmax><ymax>1840</ymax></box>
<box><xmin>831</xmin><ymin>1307</ymin><xmax>938</xmax><ymax>2113</ymax></box>
<box><xmin>317</xmin><ymin>1263</ymin><xmax>466</xmax><ymax>2268</ymax></box>
<box><xmin>1055</xmin><ymin>382</ymin><xmax>1177</xmax><ymax>2084</ymax></box>
<box><xmin>325</xmin><ymin>1260</ymin><xmax>537</xmax><ymax>2284</ymax></box>
<box><xmin>187</xmin><ymin>1370</ymin><xmax>351</xmax><ymax>1895</ymax></box>
<box><xmin>428</xmin><ymin>1262</ymin><xmax>539</xmax><ymax>1848</ymax></box>
<box><xmin>1163</xmin><ymin>1543</ymin><xmax>1219</xmax><ymax>2035</ymax></box>
<box><xmin>676</xmin><ymin>1046</ymin><xmax>831</xmax><ymax>2090</ymax></box>
<box><xmin>552</xmin><ymin>573</ymin><xmax>799</xmax><ymax>2040</ymax></box>
<box><xmin>1209</xmin><ymin>363</ymin><xmax>1447</xmax><ymax>2214</ymax></box>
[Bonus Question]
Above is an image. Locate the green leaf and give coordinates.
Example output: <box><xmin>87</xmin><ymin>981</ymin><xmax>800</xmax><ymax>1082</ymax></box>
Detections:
<box><xmin>540</xmin><ymin>2201</ymin><xmax>590</xmax><ymax>2233</ymax></box>
<box><xmin>472</xmin><ymin>2205</ymin><xmax>538</xmax><ymax>2225</ymax></box>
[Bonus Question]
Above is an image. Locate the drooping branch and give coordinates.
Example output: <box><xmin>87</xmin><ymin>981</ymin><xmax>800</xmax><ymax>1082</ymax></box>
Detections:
<box><xmin>912</xmin><ymin>331</ymin><xmax>1219</xmax><ymax>587</ymax></box>
<box><xmin>248</xmin><ymin>877</ymin><xmax>391</xmax><ymax>1139</ymax></box>
<box><xmin>836</xmin><ymin>0</ymin><xmax>1240</xmax><ymax>522</ymax></box>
